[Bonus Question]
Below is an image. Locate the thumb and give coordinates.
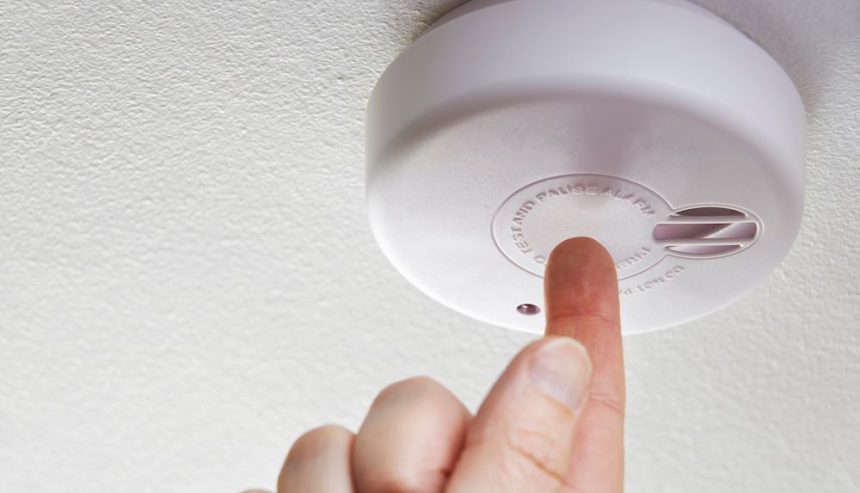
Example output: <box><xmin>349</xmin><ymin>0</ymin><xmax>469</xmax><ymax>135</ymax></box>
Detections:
<box><xmin>445</xmin><ymin>337</ymin><xmax>592</xmax><ymax>493</ymax></box>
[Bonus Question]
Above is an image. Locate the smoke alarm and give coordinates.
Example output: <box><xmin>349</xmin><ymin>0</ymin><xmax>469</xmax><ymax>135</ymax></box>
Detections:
<box><xmin>365</xmin><ymin>0</ymin><xmax>806</xmax><ymax>334</ymax></box>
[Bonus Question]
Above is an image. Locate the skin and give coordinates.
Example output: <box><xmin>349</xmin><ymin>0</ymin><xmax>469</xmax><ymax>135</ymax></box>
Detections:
<box><xmin>277</xmin><ymin>237</ymin><xmax>625</xmax><ymax>493</ymax></box>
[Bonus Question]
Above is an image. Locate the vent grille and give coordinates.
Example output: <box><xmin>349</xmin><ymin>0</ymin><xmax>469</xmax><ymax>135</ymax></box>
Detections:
<box><xmin>653</xmin><ymin>206</ymin><xmax>760</xmax><ymax>257</ymax></box>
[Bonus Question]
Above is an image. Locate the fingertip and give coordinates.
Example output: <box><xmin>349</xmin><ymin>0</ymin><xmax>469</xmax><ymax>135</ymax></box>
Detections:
<box><xmin>546</xmin><ymin>237</ymin><xmax>617</xmax><ymax>288</ymax></box>
<box><xmin>544</xmin><ymin>237</ymin><xmax>620</xmax><ymax>333</ymax></box>
<box><xmin>549</xmin><ymin>237</ymin><xmax>610</xmax><ymax>260</ymax></box>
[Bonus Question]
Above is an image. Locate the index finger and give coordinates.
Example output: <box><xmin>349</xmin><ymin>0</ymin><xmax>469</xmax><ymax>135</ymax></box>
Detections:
<box><xmin>544</xmin><ymin>237</ymin><xmax>625</xmax><ymax>493</ymax></box>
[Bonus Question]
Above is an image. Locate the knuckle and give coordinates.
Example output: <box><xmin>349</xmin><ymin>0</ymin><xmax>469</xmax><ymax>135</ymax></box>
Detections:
<box><xmin>498</xmin><ymin>423</ymin><xmax>568</xmax><ymax>485</ymax></box>
<box><xmin>360</xmin><ymin>471</ymin><xmax>432</xmax><ymax>493</ymax></box>
<box><xmin>287</xmin><ymin>424</ymin><xmax>352</xmax><ymax>462</ymax></box>
<box><xmin>589</xmin><ymin>391</ymin><xmax>626</xmax><ymax>419</ymax></box>
<box><xmin>549</xmin><ymin>312</ymin><xmax>618</xmax><ymax>330</ymax></box>
<box><xmin>375</xmin><ymin>376</ymin><xmax>446</xmax><ymax>404</ymax></box>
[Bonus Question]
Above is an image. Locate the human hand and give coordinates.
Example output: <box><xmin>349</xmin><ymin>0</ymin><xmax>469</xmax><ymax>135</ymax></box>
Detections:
<box><xmin>277</xmin><ymin>237</ymin><xmax>625</xmax><ymax>493</ymax></box>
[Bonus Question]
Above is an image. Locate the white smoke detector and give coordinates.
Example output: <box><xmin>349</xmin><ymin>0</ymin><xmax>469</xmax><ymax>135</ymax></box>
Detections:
<box><xmin>365</xmin><ymin>0</ymin><xmax>806</xmax><ymax>334</ymax></box>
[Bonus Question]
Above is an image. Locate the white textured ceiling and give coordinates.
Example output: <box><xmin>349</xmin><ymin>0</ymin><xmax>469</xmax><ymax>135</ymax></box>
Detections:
<box><xmin>1</xmin><ymin>1</ymin><xmax>858</xmax><ymax>492</ymax></box>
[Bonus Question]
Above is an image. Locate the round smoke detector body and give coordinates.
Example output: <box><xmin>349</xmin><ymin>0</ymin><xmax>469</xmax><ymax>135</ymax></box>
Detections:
<box><xmin>366</xmin><ymin>0</ymin><xmax>806</xmax><ymax>334</ymax></box>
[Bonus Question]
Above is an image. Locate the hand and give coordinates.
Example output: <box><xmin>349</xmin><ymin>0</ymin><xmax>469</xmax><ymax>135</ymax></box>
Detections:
<box><xmin>277</xmin><ymin>237</ymin><xmax>625</xmax><ymax>493</ymax></box>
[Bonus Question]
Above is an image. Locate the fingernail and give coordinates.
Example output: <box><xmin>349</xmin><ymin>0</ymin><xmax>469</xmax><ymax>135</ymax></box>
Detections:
<box><xmin>528</xmin><ymin>337</ymin><xmax>592</xmax><ymax>410</ymax></box>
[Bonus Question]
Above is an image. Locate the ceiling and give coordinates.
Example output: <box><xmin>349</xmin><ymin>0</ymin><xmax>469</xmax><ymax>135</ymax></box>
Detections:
<box><xmin>1</xmin><ymin>1</ymin><xmax>858</xmax><ymax>492</ymax></box>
